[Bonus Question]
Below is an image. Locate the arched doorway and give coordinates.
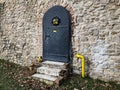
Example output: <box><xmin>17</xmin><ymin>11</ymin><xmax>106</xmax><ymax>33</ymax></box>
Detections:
<box><xmin>43</xmin><ymin>6</ymin><xmax>71</xmax><ymax>63</ymax></box>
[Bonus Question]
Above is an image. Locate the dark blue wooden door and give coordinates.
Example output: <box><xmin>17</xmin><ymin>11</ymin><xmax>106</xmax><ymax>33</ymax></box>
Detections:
<box><xmin>43</xmin><ymin>6</ymin><xmax>71</xmax><ymax>63</ymax></box>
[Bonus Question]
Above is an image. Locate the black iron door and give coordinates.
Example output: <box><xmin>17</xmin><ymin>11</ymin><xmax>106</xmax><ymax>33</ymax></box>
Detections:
<box><xmin>43</xmin><ymin>6</ymin><xmax>71</xmax><ymax>63</ymax></box>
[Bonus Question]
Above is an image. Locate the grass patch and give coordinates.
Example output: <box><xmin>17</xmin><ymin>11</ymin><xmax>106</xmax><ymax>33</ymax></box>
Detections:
<box><xmin>0</xmin><ymin>59</ymin><xmax>120</xmax><ymax>90</ymax></box>
<box><xmin>0</xmin><ymin>59</ymin><xmax>25</xmax><ymax>90</ymax></box>
<box><xmin>57</xmin><ymin>76</ymin><xmax>120</xmax><ymax>90</ymax></box>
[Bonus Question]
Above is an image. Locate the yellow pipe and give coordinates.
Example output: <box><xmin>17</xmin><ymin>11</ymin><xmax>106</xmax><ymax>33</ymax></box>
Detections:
<box><xmin>76</xmin><ymin>54</ymin><xmax>85</xmax><ymax>78</ymax></box>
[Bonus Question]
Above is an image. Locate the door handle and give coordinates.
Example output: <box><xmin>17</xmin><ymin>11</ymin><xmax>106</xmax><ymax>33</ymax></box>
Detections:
<box><xmin>45</xmin><ymin>34</ymin><xmax>50</xmax><ymax>40</ymax></box>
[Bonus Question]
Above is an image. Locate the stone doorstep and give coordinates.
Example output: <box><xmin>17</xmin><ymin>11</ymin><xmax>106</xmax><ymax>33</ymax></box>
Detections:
<box><xmin>32</xmin><ymin>73</ymin><xmax>63</xmax><ymax>85</ymax></box>
<box><xmin>37</xmin><ymin>66</ymin><xmax>62</xmax><ymax>76</ymax></box>
<box><xmin>42</xmin><ymin>61</ymin><xmax>65</xmax><ymax>65</ymax></box>
<box><xmin>42</xmin><ymin>61</ymin><xmax>68</xmax><ymax>69</ymax></box>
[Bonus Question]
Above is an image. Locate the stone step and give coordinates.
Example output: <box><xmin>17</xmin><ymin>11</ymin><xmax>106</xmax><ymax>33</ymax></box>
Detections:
<box><xmin>32</xmin><ymin>73</ymin><xmax>57</xmax><ymax>81</ymax></box>
<box><xmin>42</xmin><ymin>61</ymin><xmax>68</xmax><ymax>69</ymax></box>
<box><xmin>37</xmin><ymin>66</ymin><xmax>61</xmax><ymax>76</ymax></box>
<box><xmin>32</xmin><ymin>73</ymin><xmax>63</xmax><ymax>85</ymax></box>
<box><xmin>32</xmin><ymin>61</ymin><xmax>70</xmax><ymax>85</ymax></box>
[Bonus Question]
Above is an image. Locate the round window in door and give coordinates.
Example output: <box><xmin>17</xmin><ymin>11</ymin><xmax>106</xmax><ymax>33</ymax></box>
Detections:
<box><xmin>52</xmin><ymin>16</ymin><xmax>60</xmax><ymax>26</ymax></box>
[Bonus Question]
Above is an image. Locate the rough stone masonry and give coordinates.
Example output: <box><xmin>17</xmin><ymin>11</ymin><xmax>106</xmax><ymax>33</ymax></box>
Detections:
<box><xmin>0</xmin><ymin>0</ymin><xmax>120</xmax><ymax>83</ymax></box>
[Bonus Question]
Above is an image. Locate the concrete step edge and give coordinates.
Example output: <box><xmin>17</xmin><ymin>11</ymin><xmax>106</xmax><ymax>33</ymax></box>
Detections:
<box><xmin>37</xmin><ymin>66</ymin><xmax>61</xmax><ymax>76</ymax></box>
<box><xmin>42</xmin><ymin>61</ymin><xmax>66</xmax><ymax>66</ymax></box>
<box><xmin>32</xmin><ymin>73</ymin><xmax>57</xmax><ymax>81</ymax></box>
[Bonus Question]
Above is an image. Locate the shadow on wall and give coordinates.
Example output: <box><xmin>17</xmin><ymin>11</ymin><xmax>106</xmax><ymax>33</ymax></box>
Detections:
<box><xmin>85</xmin><ymin>56</ymin><xmax>91</xmax><ymax>76</ymax></box>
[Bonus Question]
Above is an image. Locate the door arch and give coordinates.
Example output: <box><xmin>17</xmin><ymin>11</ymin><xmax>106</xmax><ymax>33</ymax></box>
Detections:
<box><xmin>43</xmin><ymin>6</ymin><xmax>71</xmax><ymax>63</ymax></box>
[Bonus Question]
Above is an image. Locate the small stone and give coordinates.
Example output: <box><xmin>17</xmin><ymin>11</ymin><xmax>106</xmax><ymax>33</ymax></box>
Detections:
<box><xmin>84</xmin><ymin>1</ymin><xmax>93</xmax><ymax>7</ymax></box>
<box><xmin>0</xmin><ymin>0</ymin><xmax>5</xmax><ymax>3</ymax></box>
<box><xmin>78</xmin><ymin>1</ymin><xmax>84</xmax><ymax>7</ymax></box>
<box><xmin>109</xmin><ymin>0</ymin><xmax>115</xmax><ymax>3</ymax></box>
<box><xmin>100</xmin><ymin>0</ymin><xmax>109</xmax><ymax>4</ymax></box>
<box><xmin>111</xmin><ymin>31</ymin><xmax>118</xmax><ymax>35</ymax></box>
<box><xmin>111</xmin><ymin>15</ymin><xmax>119</xmax><ymax>20</ymax></box>
<box><xmin>80</xmin><ymin>37</ymin><xmax>88</xmax><ymax>42</ymax></box>
<box><xmin>108</xmin><ymin>4</ymin><xmax>117</xmax><ymax>10</ymax></box>
<box><xmin>74</xmin><ymin>88</ymin><xmax>79</xmax><ymax>90</ymax></box>
<box><xmin>90</xmin><ymin>29</ymin><xmax>99</xmax><ymax>36</ymax></box>
<box><xmin>113</xmin><ymin>24</ymin><xmax>120</xmax><ymax>30</ymax></box>
<box><xmin>114</xmin><ymin>8</ymin><xmax>120</xmax><ymax>16</ymax></box>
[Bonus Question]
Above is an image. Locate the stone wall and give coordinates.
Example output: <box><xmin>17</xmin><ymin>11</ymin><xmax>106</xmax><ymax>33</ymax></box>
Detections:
<box><xmin>0</xmin><ymin>2</ymin><xmax>4</xmax><ymax>59</ymax></box>
<box><xmin>0</xmin><ymin>0</ymin><xmax>120</xmax><ymax>83</ymax></box>
<box><xmin>0</xmin><ymin>0</ymin><xmax>39</xmax><ymax>66</ymax></box>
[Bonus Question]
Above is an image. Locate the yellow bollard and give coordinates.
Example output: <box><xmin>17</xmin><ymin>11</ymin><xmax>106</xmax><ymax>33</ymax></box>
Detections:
<box><xmin>76</xmin><ymin>54</ymin><xmax>85</xmax><ymax>78</ymax></box>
